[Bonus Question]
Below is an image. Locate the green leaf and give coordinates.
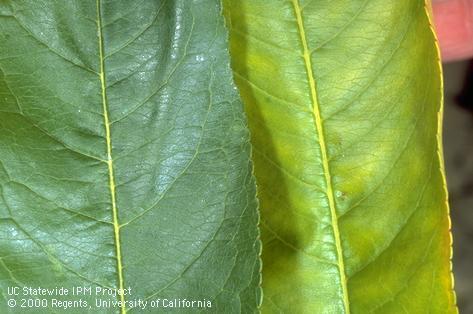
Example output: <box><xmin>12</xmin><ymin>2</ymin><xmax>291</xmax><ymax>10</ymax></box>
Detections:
<box><xmin>0</xmin><ymin>0</ymin><xmax>260</xmax><ymax>313</ymax></box>
<box><xmin>224</xmin><ymin>0</ymin><xmax>456</xmax><ymax>312</ymax></box>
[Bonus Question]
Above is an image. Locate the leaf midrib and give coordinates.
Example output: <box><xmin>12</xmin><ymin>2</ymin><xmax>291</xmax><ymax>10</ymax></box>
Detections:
<box><xmin>96</xmin><ymin>1</ymin><xmax>127</xmax><ymax>313</ymax></box>
<box><xmin>291</xmin><ymin>0</ymin><xmax>350</xmax><ymax>312</ymax></box>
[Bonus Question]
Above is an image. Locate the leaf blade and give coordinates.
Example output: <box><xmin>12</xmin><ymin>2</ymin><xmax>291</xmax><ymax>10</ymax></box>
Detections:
<box><xmin>224</xmin><ymin>0</ymin><xmax>456</xmax><ymax>312</ymax></box>
<box><xmin>0</xmin><ymin>0</ymin><xmax>260</xmax><ymax>312</ymax></box>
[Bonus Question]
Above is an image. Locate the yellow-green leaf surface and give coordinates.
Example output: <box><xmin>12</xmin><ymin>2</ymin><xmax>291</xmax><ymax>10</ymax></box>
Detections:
<box><xmin>224</xmin><ymin>0</ymin><xmax>456</xmax><ymax>312</ymax></box>
<box><xmin>0</xmin><ymin>1</ymin><xmax>260</xmax><ymax>313</ymax></box>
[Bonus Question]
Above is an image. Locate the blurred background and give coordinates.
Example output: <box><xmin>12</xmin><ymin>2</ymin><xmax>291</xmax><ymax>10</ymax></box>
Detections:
<box><xmin>443</xmin><ymin>60</ymin><xmax>472</xmax><ymax>313</ymax></box>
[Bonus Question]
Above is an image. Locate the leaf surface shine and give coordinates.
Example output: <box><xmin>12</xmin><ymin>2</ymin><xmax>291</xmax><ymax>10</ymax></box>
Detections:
<box><xmin>224</xmin><ymin>0</ymin><xmax>456</xmax><ymax>312</ymax></box>
<box><xmin>0</xmin><ymin>1</ymin><xmax>260</xmax><ymax>313</ymax></box>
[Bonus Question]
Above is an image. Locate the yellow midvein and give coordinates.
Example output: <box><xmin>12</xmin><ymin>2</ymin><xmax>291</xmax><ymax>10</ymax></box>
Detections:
<box><xmin>291</xmin><ymin>0</ymin><xmax>350</xmax><ymax>312</ymax></box>
<box><xmin>96</xmin><ymin>1</ymin><xmax>126</xmax><ymax>313</ymax></box>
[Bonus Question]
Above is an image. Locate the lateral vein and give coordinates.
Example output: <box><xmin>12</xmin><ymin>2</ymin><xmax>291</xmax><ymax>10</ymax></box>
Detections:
<box><xmin>291</xmin><ymin>0</ymin><xmax>350</xmax><ymax>312</ymax></box>
<box><xmin>96</xmin><ymin>1</ymin><xmax>126</xmax><ymax>313</ymax></box>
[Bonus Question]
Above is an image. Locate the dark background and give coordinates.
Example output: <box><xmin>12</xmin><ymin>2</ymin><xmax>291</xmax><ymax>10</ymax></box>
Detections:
<box><xmin>443</xmin><ymin>60</ymin><xmax>472</xmax><ymax>313</ymax></box>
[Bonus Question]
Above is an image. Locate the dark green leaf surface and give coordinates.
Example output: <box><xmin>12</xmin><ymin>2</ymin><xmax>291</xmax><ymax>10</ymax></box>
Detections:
<box><xmin>0</xmin><ymin>1</ymin><xmax>260</xmax><ymax>313</ymax></box>
<box><xmin>224</xmin><ymin>0</ymin><xmax>456</xmax><ymax>313</ymax></box>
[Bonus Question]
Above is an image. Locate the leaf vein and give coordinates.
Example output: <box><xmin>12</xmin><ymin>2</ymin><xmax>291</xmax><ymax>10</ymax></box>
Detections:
<box><xmin>291</xmin><ymin>1</ymin><xmax>350</xmax><ymax>312</ymax></box>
